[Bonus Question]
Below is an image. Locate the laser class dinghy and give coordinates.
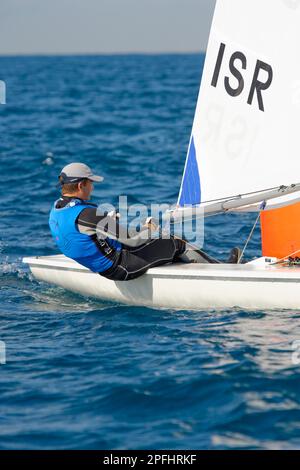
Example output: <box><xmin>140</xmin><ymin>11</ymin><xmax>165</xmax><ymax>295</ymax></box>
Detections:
<box><xmin>24</xmin><ymin>0</ymin><xmax>300</xmax><ymax>310</ymax></box>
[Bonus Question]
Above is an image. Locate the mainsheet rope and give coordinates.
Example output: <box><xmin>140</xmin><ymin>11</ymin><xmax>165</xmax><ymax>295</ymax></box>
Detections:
<box><xmin>237</xmin><ymin>201</ymin><xmax>267</xmax><ymax>264</ymax></box>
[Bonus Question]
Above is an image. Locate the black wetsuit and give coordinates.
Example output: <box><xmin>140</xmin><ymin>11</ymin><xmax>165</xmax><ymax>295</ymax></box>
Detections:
<box><xmin>103</xmin><ymin>238</ymin><xmax>186</xmax><ymax>281</ymax></box>
<box><xmin>56</xmin><ymin>197</ymin><xmax>186</xmax><ymax>281</ymax></box>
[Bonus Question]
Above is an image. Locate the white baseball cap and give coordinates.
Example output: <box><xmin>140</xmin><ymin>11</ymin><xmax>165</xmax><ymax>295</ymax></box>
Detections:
<box><xmin>59</xmin><ymin>162</ymin><xmax>104</xmax><ymax>184</ymax></box>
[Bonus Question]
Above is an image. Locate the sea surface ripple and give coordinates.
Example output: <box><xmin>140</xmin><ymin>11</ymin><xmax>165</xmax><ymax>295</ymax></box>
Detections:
<box><xmin>1</xmin><ymin>55</ymin><xmax>300</xmax><ymax>450</ymax></box>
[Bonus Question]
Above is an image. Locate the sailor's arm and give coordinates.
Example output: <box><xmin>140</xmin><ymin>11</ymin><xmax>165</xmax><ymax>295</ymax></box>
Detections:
<box><xmin>76</xmin><ymin>207</ymin><xmax>151</xmax><ymax>247</ymax></box>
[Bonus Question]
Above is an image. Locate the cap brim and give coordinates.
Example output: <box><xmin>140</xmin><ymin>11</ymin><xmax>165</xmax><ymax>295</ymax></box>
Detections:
<box><xmin>89</xmin><ymin>175</ymin><xmax>104</xmax><ymax>182</ymax></box>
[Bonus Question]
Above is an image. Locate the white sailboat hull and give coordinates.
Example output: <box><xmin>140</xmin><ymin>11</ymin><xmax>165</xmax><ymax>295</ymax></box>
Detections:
<box><xmin>23</xmin><ymin>255</ymin><xmax>300</xmax><ymax>310</ymax></box>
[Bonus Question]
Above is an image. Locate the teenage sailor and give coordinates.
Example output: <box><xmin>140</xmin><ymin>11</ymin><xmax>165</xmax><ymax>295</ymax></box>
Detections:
<box><xmin>49</xmin><ymin>163</ymin><xmax>240</xmax><ymax>281</ymax></box>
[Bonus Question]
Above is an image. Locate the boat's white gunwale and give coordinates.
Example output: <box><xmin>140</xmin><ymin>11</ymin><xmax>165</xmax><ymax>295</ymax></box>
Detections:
<box><xmin>24</xmin><ymin>260</ymin><xmax>300</xmax><ymax>283</ymax></box>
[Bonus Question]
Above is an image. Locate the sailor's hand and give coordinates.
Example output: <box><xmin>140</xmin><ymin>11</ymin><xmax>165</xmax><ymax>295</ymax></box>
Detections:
<box><xmin>142</xmin><ymin>217</ymin><xmax>158</xmax><ymax>232</ymax></box>
<box><xmin>107</xmin><ymin>210</ymin><xmax>120</xmax><ymax>219</ymax></box>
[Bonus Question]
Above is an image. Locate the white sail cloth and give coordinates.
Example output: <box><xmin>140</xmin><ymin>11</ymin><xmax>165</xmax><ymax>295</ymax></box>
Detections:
<box><xmin>178</xmin><ymin>0</ymin><xmax>300</xmax><ymax>213</ymax></box>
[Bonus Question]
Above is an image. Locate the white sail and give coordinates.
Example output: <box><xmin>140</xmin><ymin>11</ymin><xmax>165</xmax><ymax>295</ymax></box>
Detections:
<box><xmin>178</xmin><ymin>0</ymin><xmax>300</xmax><ymax>211</ymax></box>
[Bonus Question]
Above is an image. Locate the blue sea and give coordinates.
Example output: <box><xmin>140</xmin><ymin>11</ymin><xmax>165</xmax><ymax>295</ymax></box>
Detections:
<box><xmin>1</xmin><ymin>54</ymin><xmax>300</xmax><ymax>450</ymax></box>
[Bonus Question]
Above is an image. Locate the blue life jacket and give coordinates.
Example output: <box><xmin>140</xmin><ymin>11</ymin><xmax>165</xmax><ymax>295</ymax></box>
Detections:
<box><xmin>49</xmin><ymin>198</ymin><xmax>122</xmax><ymax>273</ymax></box>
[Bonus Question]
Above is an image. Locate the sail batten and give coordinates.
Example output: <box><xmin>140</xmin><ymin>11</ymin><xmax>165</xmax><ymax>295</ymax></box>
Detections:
<box><xmin>178</xmin><ymin>0</ymin><xmax>300</xmax><ymax>212</ymax></box>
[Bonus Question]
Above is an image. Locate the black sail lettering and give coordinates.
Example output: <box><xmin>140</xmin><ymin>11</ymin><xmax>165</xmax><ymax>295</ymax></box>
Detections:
<box><xmin>211</xmin><ymin>43</ymin><xmax>226</xmax><ymax>88</ymax></box>
<box><xmin>247</xmin><ymin>60</ymin><xmax>273</xmax><ymax>112</ymax></box>
<box><xmin>224</xmin><ymin>52</ymin><xmax>247</xmax><ymax>97</ymax></box>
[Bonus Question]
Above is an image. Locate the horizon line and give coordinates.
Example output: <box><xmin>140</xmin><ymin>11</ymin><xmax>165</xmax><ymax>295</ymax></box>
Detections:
<box><xmin>0</xmin><ymin>50</ymin><xmax>206</xmax><ymax>58</ymax></box>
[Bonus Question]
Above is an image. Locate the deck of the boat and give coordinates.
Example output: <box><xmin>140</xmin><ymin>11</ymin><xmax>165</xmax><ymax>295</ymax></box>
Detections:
<box><xmin>23</xmin><ymin>254</ymin><xmax>300</xmax><ymax>281</ymax></box>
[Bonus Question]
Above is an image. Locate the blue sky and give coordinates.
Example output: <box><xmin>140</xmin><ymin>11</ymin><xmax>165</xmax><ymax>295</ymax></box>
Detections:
<box><xmin>0</xmin><ymin>0</ymin><xmax>216</xmax><ymax>55</ymax></box>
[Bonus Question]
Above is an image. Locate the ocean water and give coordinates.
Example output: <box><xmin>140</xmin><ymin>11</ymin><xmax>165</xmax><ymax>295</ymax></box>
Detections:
<box><xmin>1</xmin><ymin>54</ymin><xmax>300</xmax><ymax>450</ymax></box>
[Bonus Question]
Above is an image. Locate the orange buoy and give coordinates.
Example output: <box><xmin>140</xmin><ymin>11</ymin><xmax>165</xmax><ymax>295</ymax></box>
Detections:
<box><xmin>261</xmin><ymin>202</ymin><xmax>300</xmax><ymax>259</ymax></box>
